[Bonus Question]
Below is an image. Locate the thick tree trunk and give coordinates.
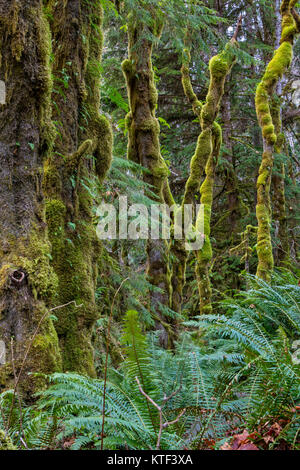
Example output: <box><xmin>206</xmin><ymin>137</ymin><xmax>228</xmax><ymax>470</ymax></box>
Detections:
<box><xmin>43</xmin><ymin>0</ymin><xmax>112</xmax><ymax>374</ymax></box>
<box><xmin>255</xmin><ymin>0</ymin><xmax>298</xmax><ymax>281</ymax></box>
<box><xmin>271</xmin><ymin>0</ymin><xmax>290</xmax><ymax>266</ymax></box>
<box><xmin>0</xmin><ymin>0</ymin><xmax>62</xmax><ymax>396</ymax></box>
<box><xmin>122</xmin><ymin>16</ymin><xmax>171</xmax><ymax>347</ymax></box>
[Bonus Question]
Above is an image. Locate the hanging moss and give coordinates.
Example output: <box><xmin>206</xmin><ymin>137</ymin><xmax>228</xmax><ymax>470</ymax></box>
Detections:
<box><xmin>271</xmin><ymin>98</ymin><xmax>290</xmax><ymax>265</ymax></box>
<box><xmin>255</xmin><ymin>0</ymin><xmax>299</xmax><ymax>282</ymax></box>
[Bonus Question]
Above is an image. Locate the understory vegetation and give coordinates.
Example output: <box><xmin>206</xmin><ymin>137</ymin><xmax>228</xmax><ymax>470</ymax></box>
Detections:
<box><xmin>0</xmin><ymin>0</ymin><xmax>299</xmax><ymax>452</ymax></box>
<box><xmin>1</xmin><ymin>274</ymin><xmax>300</xmax><ymax>449</ymax></box>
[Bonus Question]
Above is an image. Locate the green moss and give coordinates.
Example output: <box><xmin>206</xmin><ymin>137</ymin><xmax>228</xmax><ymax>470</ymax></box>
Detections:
<box><xmin>178</xmin><ymin>38</ymin><xmax>237</xmax><ymax>314</ymax></box>
<box><xmin>261</xmin><ymin>115</ymin><xmax>272</xmax><ymax>126</ymax></box>
<box><xmin>45</xmin><ymin>199</ymin><xmax>66</xmax><ymax>232</ymax></box>
<box><xmin>209</xmin><ymin>55</ymin><xmax>229</xmax><ymax>79</ymax></box>
<box><xmin>254</xmin><ymin>0</ymin><xmax>298</xmax><ymax>281</ymax></box>
<box><xmin>43</xmin><ymin>161</ymin><xmax>62</xmax><ymax>195</ymax></box>
<box><xmin>19</xmin><ymin>231</ymin><xmax>58</xmax><ymax>301</ymax></box>
<box><xmin>183</xmin><ymin>129</ymin><xmax>212</xmax><ymax>205</ymax></box>
<box><xmin>181</xmin><ymin>49</ymin><xmax>201</xmax><ymax>116</ymax></box>
<box><xmin>41</xmin><ymin>0</ymin><xmax>111</xmax><ymax>374</ymax></box>
<box><xmin>67</xmin><ymin>139</ymin><xmax>93</xmax><ymax>173</ymax></box>
<box><xmin>262</xmin><ymin>123</ymin><xmax>276</xmax><ymax>137</ymax></box>
<box><xmin>196</xmin><ymin>45</ymin><xmax>235</xmax><ymax>313</ymax></box>
<box><xmin>0</xmin><ymin>430</ymin><xmax>16</xmax><ymax>450</ymax></box>
<box><xmin>257</xmin><ymin>170</ymin><xmax>269</xmax><ymax>186</ymax></box>
<box><xmin>136</xmin><ymin>117</ymin><xmax>160</xmax><ymax>133</ymax></box>
<box><xmin>0</xmin><ymin>264</ymin><xmax>13</xmax><ymax>292</ymax></box>
<box><xmin>94</xmin><ymin>115</ymin><xmax>113</xmax><ymax>182</ymax></box>
<box><xmin>123</xmin><ymin>12</ymin><xmax>175</xmax><ymax>345</ymax></box>
<box><xmin>122</xmin><ymin>58</ymin><xmax>134</xmax><ymax>77</ymax></box>
<box><xmin>152</xmin><ymin>162</ymin><xmax>170</xmax><ymax>178</ymax></box>
<box><xmin>0</xmin><ymin>1</ymin><xmax>65</xmax><ymax>396</ymax></box>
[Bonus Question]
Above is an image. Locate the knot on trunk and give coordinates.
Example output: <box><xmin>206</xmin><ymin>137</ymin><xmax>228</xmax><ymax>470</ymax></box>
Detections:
<box><xmin>11</xmin><ymin>270</ymin><xmax>26</xmax><ymax>287</ymax></box>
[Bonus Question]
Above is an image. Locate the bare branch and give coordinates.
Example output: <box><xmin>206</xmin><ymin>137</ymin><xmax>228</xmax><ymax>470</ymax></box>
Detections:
<box><xmin>162</xmin><ymin>409</ymin><xmax>186</xmax><ymax>429</ymax></box>
<box><xmin>231</xmin><ymin>14</ymin><xmax>243</xmax><ymax>42</ymax></box>
<box><xmin>135</xmin><ymin>377</ymin><xmax>185</xmax><ymax>450</ymax></box>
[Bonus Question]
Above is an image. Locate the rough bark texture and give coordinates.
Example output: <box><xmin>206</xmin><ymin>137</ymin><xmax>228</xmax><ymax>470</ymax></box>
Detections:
<box><xmin>43</xmin><ymin>0</ymin><xmax>112</xmax><ymax>374</ymax></box>
<box><xmin>0</xmin><ymin>0</ymin><xmax>62</xmax><ymax>396</ymax></box>
<box><xmin>168</xmin><ymin>47</ymin><xmax>205</xmax><ymax>317</ymax></box>
<box><xmin>255</xmin><ymin>0</ymin><xmax>299</xmax><ymax>281</ymax></box>
<box><xmin>122</xmin><ymin>11</ymin><xmax>172</xmax><ymax>347</ymax></box>
<box><xmin>271</xmin><ymin>99</ymin><xmax>290</xmax><ymax>265</ymax></box>
<box><xmin>272</xmin><ymin>0</ymin><xmax>290</xmax><ymax>266</ymax></box>
<box><xmin>0</xmin><ymin>428</ymin><xmax>16</xmax><ymax>449</ymax></box>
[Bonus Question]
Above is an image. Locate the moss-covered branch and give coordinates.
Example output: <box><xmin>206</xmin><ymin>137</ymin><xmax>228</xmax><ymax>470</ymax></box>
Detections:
<box><xmin>271</xmin><ymin>97</ymin><xmax>290</xmax><ymax>265</ymax></box>
<box><xmin>176</xmin><ymin>34</ymin><xmax>238</xmax><ymax>315</ymax></box>
<box><xmin>0</xmin><ymin>0</ymin><xmax>62</xmax><ymax>396</ymax></box>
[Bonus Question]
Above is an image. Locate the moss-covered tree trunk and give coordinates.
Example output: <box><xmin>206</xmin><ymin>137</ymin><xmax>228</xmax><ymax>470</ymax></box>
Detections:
<box><xmin>255</xmin><ymin>0</ymin><xmax>299</xmax><ymax>281</ymax></box>
<box><xmin>168</xmin><ymin>49</ymin><xmax>203</xmax><ymax>318</ymax></box>
<box><xmin>0</xmin><ymin>0</ymin><xmax>62</xmax><ymax>396</ymax></box>
<box><xmin>44</xmin><ymin>0</ymin><xmax>112</xmax><ymax>375</ymax></box>
<box><xmin>271</xmin><ymin>0</ymin><xmax>290</xmax><ymax>266</ymax></box>
<box><xmin>178</xmin><ymin>37</ymin><xmax>238</xmax><ymax>315</ymax></box>
<box><xmin>122</xmin><ymin>13</ymin><xmax>171</xmax><ymax>347</ymax></box>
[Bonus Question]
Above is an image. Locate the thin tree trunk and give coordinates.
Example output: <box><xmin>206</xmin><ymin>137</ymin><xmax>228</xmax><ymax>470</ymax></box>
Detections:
<box><xmin>255</xmin><ymin>0</ymin><xmax>298</xmax><ymax>281</ymax></box>
<box><xmin>122</xmin><ymin>12</ymin><xmax>171</xmax><ymax>347</ymax></box>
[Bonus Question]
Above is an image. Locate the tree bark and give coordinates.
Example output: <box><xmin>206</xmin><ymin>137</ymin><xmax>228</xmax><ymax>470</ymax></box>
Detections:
<box><xmin>0</xmin><ymin>0</ymin><xmax>62</xmax><ymax>396</ymax></box>
<box><xmin>43</xmin><ymin>0</ymin><xmax>112</xmax><ymax>374</ymax></box>
<box><xmin>122</xmin><ymin>12</ymin><xmax>171</xmax><ymax>347</ymax></box>
<box><xmin>255</xmin><ymin>0</ymin><xmax>298</xmax><ymax>281</ymax></box>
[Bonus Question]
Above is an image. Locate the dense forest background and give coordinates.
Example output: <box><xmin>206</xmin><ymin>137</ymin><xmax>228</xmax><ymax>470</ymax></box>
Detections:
<box><xmin>0</xmin><ymin>0</ymin><xmax>299</xmax><ymax>451</ymax></box>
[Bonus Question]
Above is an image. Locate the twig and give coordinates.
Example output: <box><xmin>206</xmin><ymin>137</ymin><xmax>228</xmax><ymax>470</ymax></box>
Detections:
<box><xmin>231</xmin><ymin>14</ymin><xmax>243</xmax><ymax>42</ymax></box>
<box><xmin>100</xmin><ymin>277</ymin><xmax>129</xmax><ymax>450</ymax></box>
<box><xmin>135</xmin><ymin>377</ymin><xmax>186</xmax><ymax>450</ymax></box>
